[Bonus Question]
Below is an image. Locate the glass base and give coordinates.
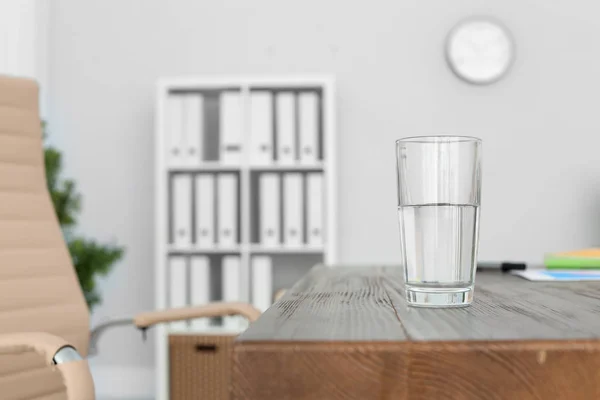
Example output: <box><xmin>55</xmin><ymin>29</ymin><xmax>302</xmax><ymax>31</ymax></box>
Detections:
<box><xmin>405</xmin><ymin>286</ymin><xmax>473</xmax><ymax>308</ymax></box>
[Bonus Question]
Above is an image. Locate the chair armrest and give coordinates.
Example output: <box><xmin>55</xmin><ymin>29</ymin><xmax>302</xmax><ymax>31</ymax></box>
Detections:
<box><xmin>274</xmin><ymin>288</ymin><xmax>287</xmax><ymax>302</ymax></box>
<box><xmin>0</xmin><ymin>332</ymin><xmax>69</xmax><ymax>364</ymax></box>
<box><xmin>0</xmin><ymin>332</ymin><xmax>95</xmax><ymax>400</ymax></box>
<box><xmin>89</xmin><ymin>317</ymin><xmax>134</xmax><ymax>356</ymax></box>
<box><xmin>134</xmin><ymin>301</ymin><xmax>262</xmax><ymax>329</ymax></box>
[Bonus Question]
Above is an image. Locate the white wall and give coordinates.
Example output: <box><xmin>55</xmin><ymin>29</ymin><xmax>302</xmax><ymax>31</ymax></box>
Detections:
<box><xmin>47</xmin><ymin>0</ymin><xmax>600</xmax><ymax>394</ymax></box>
<box><xmin>0</xmin><ymin>0</ymin><xmax>49</xmax><ymax>116</ymax></box>
<box><xmin>0</xmin><ymin>0</ymin><xmax>37</xmax><ymax>78</ymax></box>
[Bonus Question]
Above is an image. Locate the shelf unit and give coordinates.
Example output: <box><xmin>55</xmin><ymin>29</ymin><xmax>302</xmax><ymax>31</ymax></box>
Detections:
<box><xmin>169</xmin><ymin>163</ymin><xmax>241</xmax><ymax>172</ymax></box>
<box><xmin>154</xmin><ymin>75</ymin><xmax>336</xmax><ymax>399</ymax></box>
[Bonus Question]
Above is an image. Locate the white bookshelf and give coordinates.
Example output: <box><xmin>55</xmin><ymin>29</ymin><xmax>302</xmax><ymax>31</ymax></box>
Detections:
<box><xmin>154</xmin><ymin>75</ymin><xmax>337</xmax><ymax>399</ymax></box>
<box><xmin>170</xmin><ymin>163</ymin><xmax>241</xmax><ymax>172</ymax></box>
<box><xmin>249</xmin><ymin>245</ymin><xmax>324</xmax><ymax>254</ymax></box>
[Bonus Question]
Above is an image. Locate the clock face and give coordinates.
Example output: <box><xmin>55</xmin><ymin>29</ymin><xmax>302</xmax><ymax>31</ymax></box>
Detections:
<box><xmin>446</xmin><ymin>18</ymin><xmax>515</xmax><ymax>85</ymax></box>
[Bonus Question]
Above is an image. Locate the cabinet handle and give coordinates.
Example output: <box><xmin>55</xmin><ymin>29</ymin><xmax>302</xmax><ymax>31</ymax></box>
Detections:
<box><xmin>195</xmin><ymin>344</ymin><xmax>217</xmax><ymax>352</ymax></box>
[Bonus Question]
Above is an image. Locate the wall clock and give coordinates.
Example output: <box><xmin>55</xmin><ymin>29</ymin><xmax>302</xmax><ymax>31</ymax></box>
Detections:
<box><xmin>445</xmin><ymin>17</ymin><xmax>515</xmax><ymax>85</ymax></box>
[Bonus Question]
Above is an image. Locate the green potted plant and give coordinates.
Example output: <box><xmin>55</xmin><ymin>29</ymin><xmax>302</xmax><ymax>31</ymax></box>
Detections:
<box><xmin>43</xmin><ymin>122</ymin><xmax>125</xmax><ymax>311</ymax></box>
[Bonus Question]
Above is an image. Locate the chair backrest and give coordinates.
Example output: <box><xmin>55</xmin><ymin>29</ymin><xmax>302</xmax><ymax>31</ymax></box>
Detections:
<box><xmin>0</xmin><ymin>75</ymin><xmax>90</xmax><ymax>356</ymax></box>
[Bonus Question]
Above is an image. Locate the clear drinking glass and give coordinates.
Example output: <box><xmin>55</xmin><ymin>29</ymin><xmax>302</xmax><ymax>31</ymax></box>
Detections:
<box><xmin>396</xmin><ymin>136</ymin><xmax>482</xmax><ymax>307</ymax></box>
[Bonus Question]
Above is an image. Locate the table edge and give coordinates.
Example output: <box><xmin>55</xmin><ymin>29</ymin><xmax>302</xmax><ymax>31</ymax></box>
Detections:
<box><xmin>234</xmin><ymin>338</ymin><xmax>600</xmax><ymax>352</ymax></box>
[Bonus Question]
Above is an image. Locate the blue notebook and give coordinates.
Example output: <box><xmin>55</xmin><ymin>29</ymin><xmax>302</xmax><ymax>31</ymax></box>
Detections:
<box><xmin>512</xmin><ymin>269</ymin><xmax>600</xmax><ymax>281</ymax></box>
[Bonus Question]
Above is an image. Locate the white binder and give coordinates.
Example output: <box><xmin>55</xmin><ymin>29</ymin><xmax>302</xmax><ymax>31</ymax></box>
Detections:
<box><xmin>250</xmin><ymin>91</ymin><xmax>273</xmax><ymax>165</ymax></box>
<box><xmin>306</xmin><ymin>173</ymin><xmax>324</xmax><ymax>247</ymax></box>
<box><xmin>283</xmin><ymin>173</ymin><xmax>303</xmax><ymax>247</ymax></box>
<box><xmin>276</xmin><ymin>92</ymin><xmax>295</xmax><ymax>165</ymax></box>
<box><xmin>259</xmin><ymin>173</ymin><xmax>280</xmax><ymax>247</ymax></box>
<box><xmin>194</xmin><ymin>174</ymin><xmax>215</xmax><ymax>248</ymax></box>
<box><xmin>217</xmin><ymin>173</ymin><xmax>238</xmax><ymax>248</ymax></box>
<box><xmin>166</xmin><ymin>94</ymin><xmax>185</xmax><ymax>166</ymax></box>
<box><xmin>169</xmin><ymin>256</ymin><xmax>188</xmax><ymax>330</ymax></box>
<box><xmin>298</xmin><ymin>92</ymin><xmax>319</xmax><ymax>164</ymax></box>
<box><xmin>183</xmin><ymin>94</ymin><xmax>204</xmax><ymax>166</ymax></box>
<box><xmin>219</xmin><ymin>91</ymin><xmax>243</xmax><ymax>165</ymax></box>
<box><xmin>251</xmin><ymin>256</ymin><xmax>273</xmax><ymax>313</ymax></box>
<box><xmin>222</xmin><ymin>256</ymin><xmax>241</xmax><ymax>329</ymax></box>
<box><xmin>172</xmin><ymin>174</ymin><xmax>192</xmax><ymax>248</ymax></box>
<box><xmin>190</xmin><ymin>256</ymin><xmax>210</xmax><ymax>330</ymax></box>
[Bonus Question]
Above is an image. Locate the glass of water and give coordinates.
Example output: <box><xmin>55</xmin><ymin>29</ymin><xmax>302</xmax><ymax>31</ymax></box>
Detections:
<box><xmin>396</xmin><ymin>136</ymin><xmax>482</xmax><ymax>307</ymax></box>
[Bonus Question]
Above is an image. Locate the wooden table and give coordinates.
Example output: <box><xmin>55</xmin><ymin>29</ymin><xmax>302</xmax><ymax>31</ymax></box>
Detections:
<box><xmin>232</xmin><ymin>265</ymin><xmax>600</xmax><ymax>400</ymax></box>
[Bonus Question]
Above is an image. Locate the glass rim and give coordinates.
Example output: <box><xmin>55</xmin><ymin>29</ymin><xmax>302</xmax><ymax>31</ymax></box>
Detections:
<box><xmin>396</xmin><ymin>135</ymin><xmax>482</xmax><ymax>144</ymax></box>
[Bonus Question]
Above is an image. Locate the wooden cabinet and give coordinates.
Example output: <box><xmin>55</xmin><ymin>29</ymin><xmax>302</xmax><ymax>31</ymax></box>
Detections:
<box><xmin>169</xmin><ymin>334</ymin><xmax>236</xmax><ymax>400</ymax></box>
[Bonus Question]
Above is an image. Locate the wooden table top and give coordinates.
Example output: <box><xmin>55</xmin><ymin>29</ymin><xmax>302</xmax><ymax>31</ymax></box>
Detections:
<box><xmin>232</xmin><ymin>265</ymin><xmax>600</xmax><ymax>400</ymax></box>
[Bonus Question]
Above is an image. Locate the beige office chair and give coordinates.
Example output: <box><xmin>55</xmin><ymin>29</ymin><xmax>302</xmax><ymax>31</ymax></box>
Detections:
<box><xmin>0</xmin><ymin>75</ymin><xmax>261</xmax><ymax>400</ymax></box>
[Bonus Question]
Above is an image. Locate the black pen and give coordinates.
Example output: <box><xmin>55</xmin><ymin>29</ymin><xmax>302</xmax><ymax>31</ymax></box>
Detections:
<box><xmin>477</xmin><ymin>262</ymin><xmax>527</xmax><ymax>272</ymax></box>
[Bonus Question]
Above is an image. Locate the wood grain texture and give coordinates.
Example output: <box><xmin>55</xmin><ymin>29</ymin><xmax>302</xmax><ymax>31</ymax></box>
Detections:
<box><xmin>238</xmin><ymin>266</ymin><xmax>406</xmax><ymax>341</ymax></box>
<box><xmin>384</xmin><ymin>269</ymin><xmax>600</xmax><ymax>341</ymax></box>
<box><xmin>406</xmin><ymin>340</ymin><xmax>600</xmax><ymax>400</ymax></box>
<box><xmin>170</xmin><ymin>334</ymin><xmax>235</xmax><ymax>400</ymax></box>
<box><xmin>233</xmin><ymin>342</ymin><xmax>407</xmax><ymax>400</ymax></box>
<box><xmin>233</xmin><ymin>265</ymin><xmax>600</xmax><ymax>399</ymax></box>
